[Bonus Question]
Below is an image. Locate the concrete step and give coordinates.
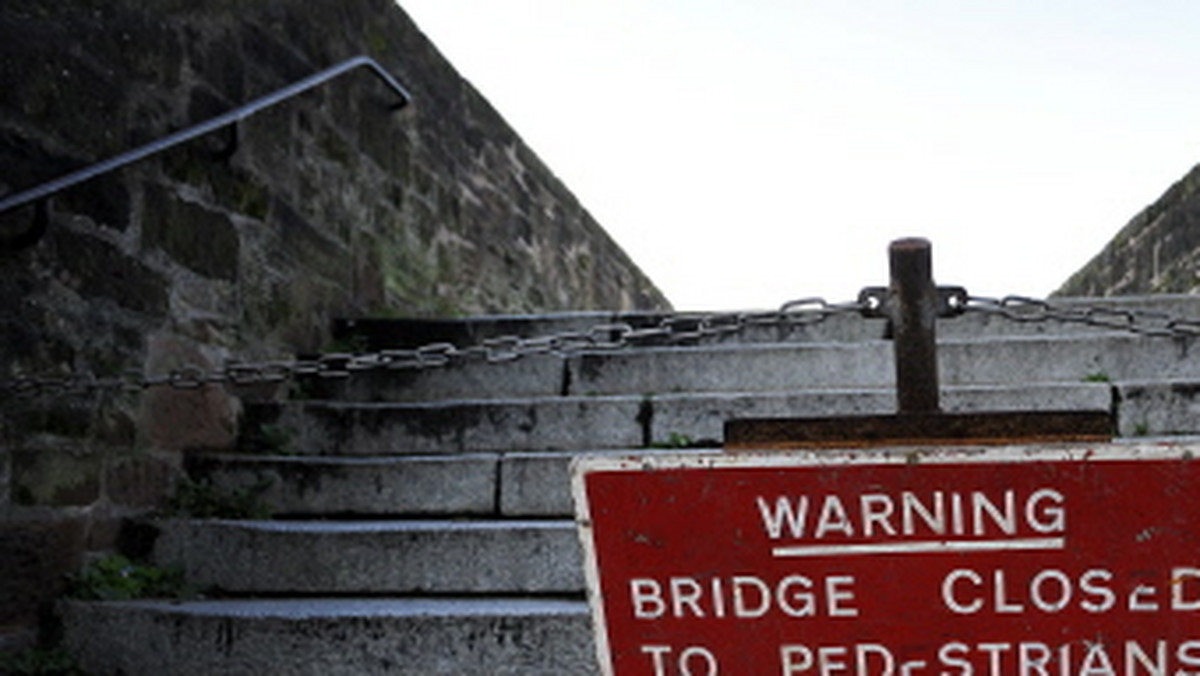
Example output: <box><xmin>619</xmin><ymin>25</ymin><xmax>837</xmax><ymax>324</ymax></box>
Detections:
<box><xmin>206</xmin><ymin>375</ymin><xmax>1200</xmax><ymax>515</ymax></box>
<box><xmin>150</xmin><ymin>518</ymin><xmax>582</xmax><ymax>594</ymax></box>
<box><xmin>189</xmin><ymin>449</ymin><xmax>707</xmax><ymax>517</ymax></box>
<box><xmin>243</xmin><ymin>383</ymin><xmax>1112</xmax><ymax>455</ymax></box>
<box><xmin>185</xmin><ymin>453</ymin><xmax>499</xmax><ymax>516</ymax></box>
<box><xmin>496</xmin><ymin>449</ymin><xmax>711</xmax><ymax>517</ymax></box>
<box><xmin>566</xmin><ymin>334</ymin><xmax>1171</xmax><ymax>397</ymax></box>
<box><xmin>308</xmin><ymin>332</ymin><xmax>1200</xmax><ymax>403</ymax></box>
<box><xmin>330</xmin><ymin>294</ymin><xmax>1200</xmax><ymax>350</ymax></box>
<box><xmin>61</xmin><ymin>597</ymin><xmax>596</xmax><ymax>676</ymax></box>
<box><xmin>1116</xmin><ymin>379</ymin><xmax>1200</xmax><ymax>437</ymax></box>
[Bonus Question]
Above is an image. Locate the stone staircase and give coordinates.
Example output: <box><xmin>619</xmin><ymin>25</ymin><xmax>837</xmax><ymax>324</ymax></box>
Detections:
<box><xmin>58</xmin><ymin>295</ymin><xmax>1200</xmax><ymax>674</ymax></box>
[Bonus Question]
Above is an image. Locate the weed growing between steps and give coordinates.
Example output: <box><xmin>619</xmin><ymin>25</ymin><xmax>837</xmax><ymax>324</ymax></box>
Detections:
<box><xmin>238</xmin><ymin>422</ymin><xmax>297</xmax><ymax>455</ymax></box>
<box><xmin>0</xmin><ymin>646</ymin><xmax>84</xmax><ymax>676</ymax></box>
<box><xmin>649</xmin><ymin>432</ymin><xmax>696</xmax><ymax>449</ymax></box>
<box><xmin>66</xmin><ymin>554</ymin><xmax>198</xmax><ymax>602</ymax></box>
<box><xmin>161</xmin><ymin>477</ymin><xmax>274</xmax><ymax>519</ymax></box>
<box><xmin>648</xmin><ymin>432</ymin><xmax>720</xmax><ymax>449</ymax></box>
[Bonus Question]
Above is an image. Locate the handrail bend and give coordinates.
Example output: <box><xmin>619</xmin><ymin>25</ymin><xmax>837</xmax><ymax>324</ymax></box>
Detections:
<box><xmin>0</xmin><ymin>55</ymin><xmax>412</xmax><ymax>246</ymax></box>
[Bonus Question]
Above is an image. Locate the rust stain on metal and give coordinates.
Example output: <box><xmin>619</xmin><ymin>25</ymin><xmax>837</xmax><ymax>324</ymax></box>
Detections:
<box><xmin>724</xmin><ymin>410</ymin><xmax>1113</xmax><ymax>451</ymax></box>
<box><xmin>890</xmin><ymin>237</ymin><xmax>941</xmax><ymax>414</ymax></box>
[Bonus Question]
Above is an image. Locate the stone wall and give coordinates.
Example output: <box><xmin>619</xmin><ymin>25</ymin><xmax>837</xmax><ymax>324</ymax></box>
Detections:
<box><xmin>1056</xmin><ymin>163</ymin><xmax>1200</xmax><ymax>296</ymax></box>
<box><xmin>0</xmin><ymin>0</ymin><xmax>668</xmax><ymax>643</ymax></box>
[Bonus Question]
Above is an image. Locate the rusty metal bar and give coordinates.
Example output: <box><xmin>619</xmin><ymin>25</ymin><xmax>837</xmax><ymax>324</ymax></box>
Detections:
<box><xmin>725</xmin><ymin>411</ymin><xmax>1113</xmax><ymax>450</ymax></box>
<box><xmin>890</xmin><ymin>237</ymin><xmax>940</xmax><ymax>413</ymax></box>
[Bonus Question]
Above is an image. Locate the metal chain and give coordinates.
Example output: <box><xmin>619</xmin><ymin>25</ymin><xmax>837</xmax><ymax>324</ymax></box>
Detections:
<box><xmin>963</xmin><ymin>295</ymin><xmax>1200</xmax><ymax>338</ymax></box>
<box><xmin>0</xmin><ymin>296</ymin><xmax>869</xmax><ymax>399</ymax></box>
<box><xmin>8</xmin><ymin>293</ymin><xmax>1200</xmax><ymax>400</ymax></box>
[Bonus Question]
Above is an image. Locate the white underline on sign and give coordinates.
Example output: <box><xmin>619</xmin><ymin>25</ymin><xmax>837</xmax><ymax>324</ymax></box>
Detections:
<box><xmin>772</xmin><ymin>537</ymin><xmax>1066</xmax><ymax>558</ymax></box>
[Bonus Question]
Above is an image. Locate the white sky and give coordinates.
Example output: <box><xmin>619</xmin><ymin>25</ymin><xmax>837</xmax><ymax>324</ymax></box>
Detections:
<box><xmin>399</xmin><ymin>1</ymin><xmax>1200</xmax><ymax>310</ymax></box>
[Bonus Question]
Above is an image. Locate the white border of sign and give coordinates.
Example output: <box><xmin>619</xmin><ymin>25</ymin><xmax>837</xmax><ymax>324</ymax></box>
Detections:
<box><xmin>571</xmin><ymin>440</ymin><xmax>1200</xmax><ymax>676</ymax></box>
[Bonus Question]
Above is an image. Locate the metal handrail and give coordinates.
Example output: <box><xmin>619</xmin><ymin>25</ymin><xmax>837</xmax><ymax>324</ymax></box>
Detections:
<box><xmin>0</xmin><ymin>55</ymin><xmax>412</xmax><ymax>244</ymax></box>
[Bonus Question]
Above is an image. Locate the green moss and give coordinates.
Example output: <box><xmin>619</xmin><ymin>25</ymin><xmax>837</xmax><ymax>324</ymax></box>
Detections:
<box><xmin>366</xmin><ymin>27</ymin><xmax>389</xmax><ymax>55</ymax></box>
<box><xmin>66</xmin><ymin>554</ymin><xmax>196</xmax><ymax>602</ymax></box>
<box><xmin>161</xmin><ymin>145</ymin><xmax>270</xmax><ymax>220</ymax></box>
<box><xmin>162</xmin><ymin>477</ymin><xmax>273</xmax><ymax>519</ymax></box>
<box><xmin>11</xmin><ymin>448</ymin><xmax>101</xmax><ymax>507</ymax></box>
<box><xmin>322</xmin><ymin>335</ymin><xmax>369</xmax><ymax>354</ymax></box>
<box><xmin>1083</xmin><ymin>371</ymin><xmax>1111</xmax><ymax>383</ymax></box>
<box><xmin>161</xmin><ymin>146</ymin><xmax>212</xmax><ymax>186</ymax></box>
<box><xmin>234</xmin><ymin>179</ymin><xmax>270</xmax><ymax>220</ymax></box>
<box><xmin>0</xmin><ymin>647</ymin><xmax>83</xmax><ymax>676</ymax></box>
<box><xmin>648</xmin><ymin>432</ymin><xmax>696</xmax><ymax>449</ymax></box>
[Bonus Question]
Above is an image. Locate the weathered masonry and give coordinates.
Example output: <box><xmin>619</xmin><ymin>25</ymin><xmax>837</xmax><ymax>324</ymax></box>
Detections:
<box><xmin>0</xmin><ymin>0</ymin><xmax>666</xmax><ymax>652</ymax></box>
<box><xmin>48</xmin><ymin>292</ymin><xmax>1200</xmax><ymax>673</ymax></box>
<box><xmin>1058</xmin><ymin>162</ymin><xmax>1200</xmax><ymax>297</ymax></box>
<box><xmin>8</xmin><ymin>0</ymin><xmax>1200</xmax><ymax>673</ymax></box>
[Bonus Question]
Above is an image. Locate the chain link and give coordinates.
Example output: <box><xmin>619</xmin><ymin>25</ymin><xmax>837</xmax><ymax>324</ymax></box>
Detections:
<box><xmin>0</xmin><ymin>296</ymin><xmax>870</xmax><ymax>399</ymax></box>
<box><xmin>963</xmin><ymin>296</ymin><xmax>1200</xmax><ymax>338</ymax></box>
<box><xmin>7</xmin><ymin>293</ymin><xmax>1200</xmax><ymax>400</ymax></box>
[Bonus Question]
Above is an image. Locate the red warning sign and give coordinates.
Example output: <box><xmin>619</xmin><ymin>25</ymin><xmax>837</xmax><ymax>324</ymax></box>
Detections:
<box><xmin>572</xmin><ymin>445</ymin><xmax>1200</xmax><ymax>675</ymax></box>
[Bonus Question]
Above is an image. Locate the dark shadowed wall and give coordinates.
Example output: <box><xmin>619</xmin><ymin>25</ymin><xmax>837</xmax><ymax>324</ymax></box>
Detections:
<box><xmin>0</xmin><ymin>0</ymin><xmax>668</xmax><ymax>642</ymax></box>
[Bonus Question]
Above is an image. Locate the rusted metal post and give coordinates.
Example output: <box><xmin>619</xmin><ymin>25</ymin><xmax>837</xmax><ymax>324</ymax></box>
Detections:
<box><xmin>890</xmin><ymin>237</ymin><xmax>940</xmax><ymax>413</ymax></box>
<box><xmin>724</xmin><ymin>237</ymin><xmax>1114</xmax><ymax>449</ymax></box>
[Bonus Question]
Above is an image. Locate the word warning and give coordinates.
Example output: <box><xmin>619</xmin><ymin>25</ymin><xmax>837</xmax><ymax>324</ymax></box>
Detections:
<box><xmin>571</xmin><ymin>445</ymin><xmax>1200</xmax><ymax>676</ymax></box>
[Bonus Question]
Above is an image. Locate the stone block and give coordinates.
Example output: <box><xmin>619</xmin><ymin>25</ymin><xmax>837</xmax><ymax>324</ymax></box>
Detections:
<box><xmin>140</xmin><ymin>386</ymin><xmax>237</xmax><ymax>452</ymax></box>
<box><xmin>499</xmin><ymin>452</ymin><xmax>576</xmax><ymax>517</ymax></box>
<box><xmin>85</xmin><ymin>504</ymin><xmax>126</xmax><ymax>552</ymax></box>
<box><xmin>140</xmin><ymin>332</ymin><xmax>238</xmax><ymax>452</ymax></box>
<box><xmin>359</xmin><ymin>103</ymin><xmax>411</xmax><ymax>177</ymax></box>
<box><xmin>0</xmin><ymin>626</ymin><xmax>37</xmax><ymax>654</ymax></box>
<box><xmin>274</xmin><ymin>397</ymin><xmax>646</xmax><ymax>455</ymax></box>
<box><xmin>240</xmin><ymin>21</ymin><xmax>314</xmax><ymax>85</ymax></box>
<box><xmin>142</xmin><ymin>184</ymin><xmax>240</xmax><ymax>281</ymax></box>
<box><xmin>106</xmin><ymin>454</ymin><xmax>177</xmax><ymax>508</ymax></box>
<box><xmin>570</xmin><ymin>343</ymin><xmax>894</xmax><ymax>396</ymax></box>
<box><xmin>161</xmin><ymin>139</ymin><xmax>271</xmax><ymax>222</ymax></box>
<box><xmin>152</xmin><ymin>518</ymin><xmax>582</xmax><ymax>594</ymax></box>
<box><xmin>941</xmin><ymin>382</ymin><xmax>1112</xmax><ymax>413</ymax></box>
<box><xmin>561</xmin><ymin>333</ymin><xmax>1200</xmax><ymax>398</ymax></box>
<box><xmin>1115</xmin><ymin>380</ymin><xmax>1200</xmax><ymax>437</ymax></box>
<box><xmin>58</xmin><ymin>169</ymin><xmax>131</xmax><ymax>233</ymax></box>
<box><xmin>267</xmin><ymin>198</ymin><xmax>347</xmax><ymax>284</ymax></box>
<box><xmin>940</xmin><ymin>333</ymin><xmax>1200</xmax><ymax>385</ymax></box>
<box><xmin>49</xmin><ymin>228</ymin><xmax>169</xmax><ymax>315</ymax></box>
<box><xmin>10</xmin><ymin>446</ymin><xmax>102</xmax><ymax>507</ymax></box>
<box><xmin>188</xmin><ymin>453</ymin><xmax>498</xmax><ymax>516</ymax></box>
<box><xmin>650</xmin><ymin>390</ymin><xmax>896</xmax><ymax>446</ymax></box>
<box><xmin>1</xmin><ymin>448</ymin><xmax>10</xmax><ymax>507</ymax></box>
<box><xmin>0</xmin><ymin>509</ymin><xmax>88</xmax><ymax>626</ymax></box>
<box><xmin>6</xmin><ymin>401</ymin><xmax>94</xmax><ymax>443</ymax></box>
<box><xmin>500</xmin><ymin>449</ymin><xmax>709</xmax><ymax>517</ymax></box>
<box><xmin>648</xmin><ymin>384</ymin><xmax>1111</xmax><ymax>447</ymax></box>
